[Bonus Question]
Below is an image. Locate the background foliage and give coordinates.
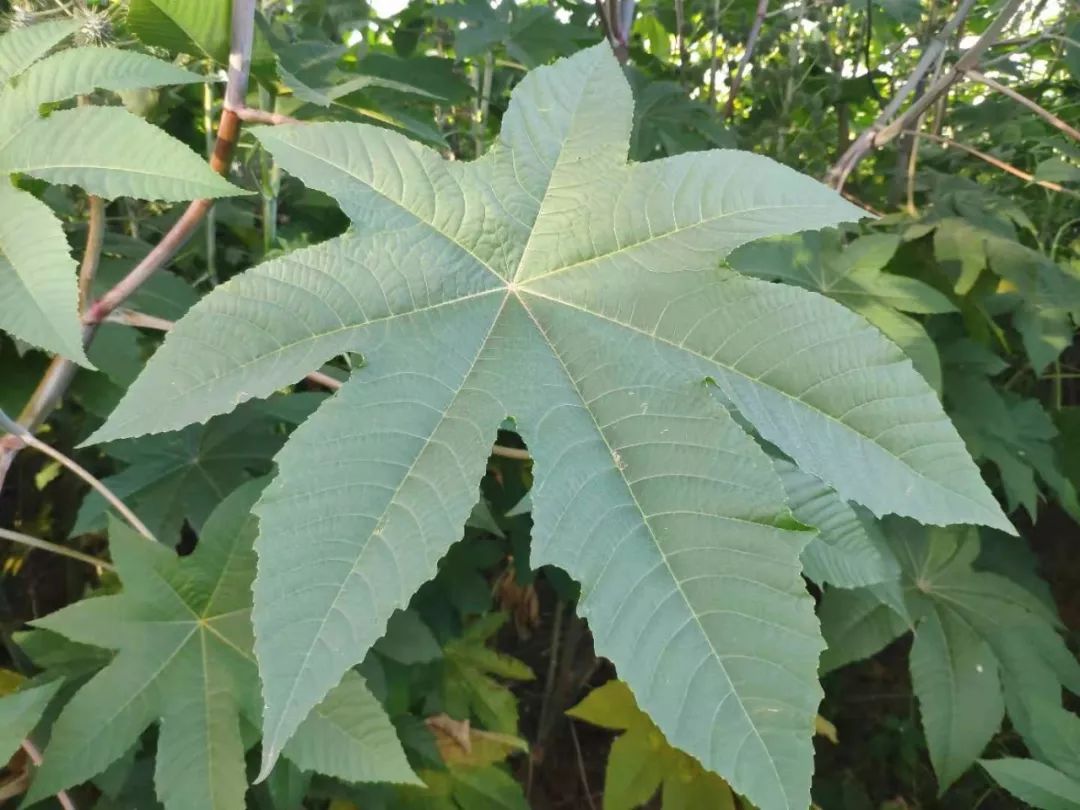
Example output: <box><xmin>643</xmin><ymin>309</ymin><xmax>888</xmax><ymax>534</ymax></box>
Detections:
<box><xmin>0</xmin><ymin>0</ymin><xmax>1077</xmax><ymax>808</ymax></box>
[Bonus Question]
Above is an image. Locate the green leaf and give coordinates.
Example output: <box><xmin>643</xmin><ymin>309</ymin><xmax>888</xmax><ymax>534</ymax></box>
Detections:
<box><xmin>0</xmin><ymin>679</ymin><xmax>62</xmax><ymax>762</ymax></box>
<box><xmin>127</xmin><ymin>0</ymin><xmax>275</xmax><ymax>77</ymax></box>
<box><xmin>980</xmin><ymin>759</ymin><xmax>1080</xmax><ymax>810</ymax></box>
<box><xmin>442</xmin><ymin>615</ymin><xmax>533</xmax><ymax>735</ymax></box>
<box><xmin>568</xmin><ymin>681</ymin><xmax>738</xmax><ymax>810</ymax></box>
<box><xmin>373</xmin><ymin>610</ymin><xmax>443</xmax><ymax>665</ymax></box>
<box><xmin>728</xmin><ymin>231</ymin><xmax>948</xmax><ymax>389</ymax></box>
<box><xmin>0</xmin><ymin>39</ymin><xmax>238</xmax><ymax>363</ymax></box>
<box><xmin>824</xmin><ymin>520</ymin><xmax>1080</xmax><ymax>790</ymax></box>
<box><xmin>910</xmin><ymin>606</ymin><xmax>1004</xmax><ymax>791</ymax></box>
<box><xmin>818</xmin><ymin>586</ymin><xmax>909</xmax><ymax>674</ymax></box>
<box><xmin>772</xmin><ymin>456</ymin><xmax>900</xmax><ymax>588</ymax></box>
<box><xmin>0</xmin><ymin>18</ymin><xmax>78</xmax><ymax>85</ymax></box>
<box><xmin>0</xmin><ymin>106</ymin><xmax>245</xmax><ymax>200</ymax></box>
<box><xmin>0</xmin><ymin>183</ymin><xmax>89</xmax><ymax>365</ymax></box>
<box><xmin>74</xmin><ymin>405</ymin><xmax>295</xmax><ymax>542</ymax></box>
<box><xmin>284</xmin><ymin>670</ymin><xmax>420</xmax><ymax>785</ymax></box>
<box><xmin>0</xmin><ymin>46</ymin><xmax>207</xmax><ymax>135</ymax></box>
<box><xmin>27</xmin><ymin>481</ymin><xmax>414</xmax><ymax>809</ymax></box>
<box><xmin>90</xmin><ymin>44</ymin><xmax>1008</xmax><ymax>810</ymax></box>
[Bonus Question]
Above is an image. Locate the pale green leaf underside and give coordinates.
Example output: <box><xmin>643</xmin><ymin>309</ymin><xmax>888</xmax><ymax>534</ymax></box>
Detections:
<box><xmin>980</xmin><ymin>759</ymin><xmax>1080</xmax><ymax>810</ymax></box>
<box><xmin>0</xmin><ymin>46</ymin><xmax>207</xmax><ymax>139</ymax></box>
<box><xmin>0</xmin><ymin>106</ymin><xmax>244</xmax><ymax>201</ymax></box>
<box><xmin>0</xmin><ymin>18</ymin><xmax>78</xmax><ymax>86</ymax></box>
<box><xmin>772</xmin><ymin>456</ymin><xmax>900</xmax><ymax>588</ymax></box>
<box><xmin>0</xmin><ymin>183</ymin><xmax>89</xmax><ymax>365</ymax></box>
<box><xmin>91</xmin><ymin>44</ymin><xmax>1008</xmax><ymax>810</ymax></box>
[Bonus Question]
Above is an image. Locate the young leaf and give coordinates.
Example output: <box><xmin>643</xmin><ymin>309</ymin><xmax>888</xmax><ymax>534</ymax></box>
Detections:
<box><xmin>88</xmin><ymin>43</ymin><xmax>1010</xmax><ymax>810</ymax></box>
<box><xmin>26</xmin><ymin>481</ymin><xmax>414</xmax><ymax>809</ymax></box>
<box><xmin>568</xmin><ymin>680</ymin><xmax>737</xmax><ymax>810</ymax></box>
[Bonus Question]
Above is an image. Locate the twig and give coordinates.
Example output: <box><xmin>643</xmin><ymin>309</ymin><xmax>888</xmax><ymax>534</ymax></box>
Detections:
<box><xmin>0</xmin><ymin>411</ymin><xmax>155</xmax><ymax>541</ymax></box>
<box><xmin>21</xmin><ymin>739</ymin><xmax>77</xmax><ymax>810</ymax></box>
<box><xmin>724</xmin><ymin>0</ymin><xmax>768</xmax><ymax>118</ymax></box>
<box><xmin>0</xmin><ymin>0</ymin><xmax>259</xmax><ymax>492</ymax></box>
<box><xmin>491</xmin><ymin>444</ymin><xmax>531</xmax><ymax>461</ymax></box>
<box><xmin>0</xmin><ymin>527</ymin><xmax>114</xmax><ymax>571</ymax></box>
<box><xmin>826</xmin><ymin>0</ymin><xmax>1016</xmax><ymax>189</ymax></box>
<box><xmin>965</xmin><ymin>69</ymin><xmax>1080</xmax><ymax>141</ymax></box>
<box><xmin>305</xmin><ymin>370</ymin><xmax>342</xmax><ymax>391</ymax></box>
<box><xmin>908</xmin><ymin>130</ymin><xmax>1080</xmax><ymax>197</ymax></box>
<box><xmin>568</xmin><ymin>721</ymin><xmax>598</xmax><ymax>810</ymax></box>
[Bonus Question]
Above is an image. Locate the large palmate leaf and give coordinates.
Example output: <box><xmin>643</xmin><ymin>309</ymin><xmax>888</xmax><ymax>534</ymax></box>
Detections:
<box><xmin>91</xmin><ymin>44</ymin><xmax>1009</xmax><ymax>810</ymax></box>
<box><xmin>0</xmin><ymin>32</ymin><xmax>244</xmax><ymax>364</ymax></box>
<box><xmin>819</xmin><ymin>521</ymin><xmax>1080</xmax><ymax>791</ymax></box>
<box><xmin>26</xmin><ymin>482</ymin><xmax>415</xmax><ymax>810</ymax></box>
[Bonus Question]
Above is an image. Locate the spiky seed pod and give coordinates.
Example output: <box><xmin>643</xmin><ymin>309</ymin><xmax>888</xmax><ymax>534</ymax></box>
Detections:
<box><xmin>75</xmin><ymin>8</ymin><xmax>113</xmax><ymax>46</ymax></box>
<box><xmin>4</xmin><ymin>5</ymin><xmax>37</xmax><ymax>31</ymax></box>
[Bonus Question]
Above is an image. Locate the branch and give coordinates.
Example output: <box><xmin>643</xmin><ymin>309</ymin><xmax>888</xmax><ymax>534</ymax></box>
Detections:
<box><xmin>0</xmin><ymin>0</ymin><xmax>259</xmax><ymax>491</ymax></box>
<box><xmin>0</xmin><ymin>527</ymin><xmax>115</xmax><ymax>571</ymax></box>
<box><xmin>965</xmin><ymin>69</ymin><xmax>1080</xmax><ymax>142</ymax></box>
<box><xmin>0</xmin><ymin>411</ymin><xmax>156</xmax><ymax>540</ymax></box>
<box><xmin>724</xmin><ymin>0</ymin><xmax>768</xmax><ymax>118</ymax></box>
<box><xmin>827</xmin><ymin>0</ymin><xmax>1022</xmax><ymax>189</ymax></box>
<box><xmin>908</xmin><ymin>130</ymin><xmax>1080</xmax><ymax>197</ymax></box>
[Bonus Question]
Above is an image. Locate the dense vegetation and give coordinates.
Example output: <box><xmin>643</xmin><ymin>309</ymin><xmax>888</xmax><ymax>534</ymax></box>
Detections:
<box><xmin>0</xmin><ymin>0</ymin><xmax>1077</xmax><ymax>808</ymax></box>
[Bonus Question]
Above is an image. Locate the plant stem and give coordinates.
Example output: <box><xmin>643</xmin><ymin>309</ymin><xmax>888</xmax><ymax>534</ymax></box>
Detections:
<box><xmin>0</xmin><ymin>528</ymin><xmax>114</xmax><ymax>571</ymax></box>
<box><xmin>908</xmin><ymin>130</ymin><xmax>1080</xmax><ymax>197</ymax></box>
<box><xmin>21</xmin><ymin>739</ymin><xmax>77</xmax><ymax>810</ymax></box>
<box><xmin>77</xmin><ymin>196</ymin><xmax>105</xmax><ymax>312</ymax></box>
<box><xmin>0</xmin><ymin>411</ymin><xmax>155</xmax><ymax>541</ymax></box>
